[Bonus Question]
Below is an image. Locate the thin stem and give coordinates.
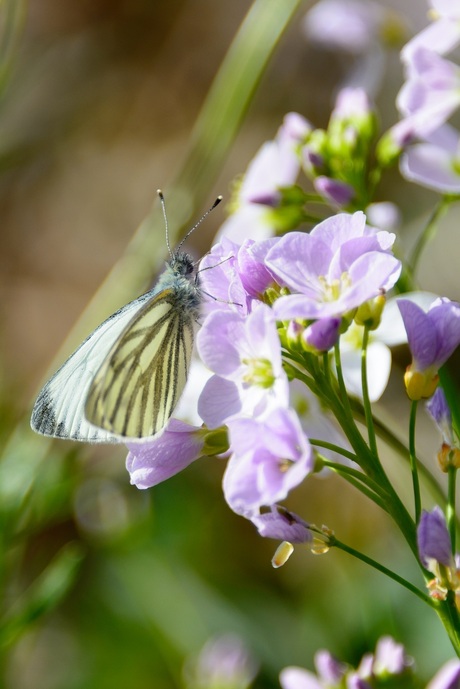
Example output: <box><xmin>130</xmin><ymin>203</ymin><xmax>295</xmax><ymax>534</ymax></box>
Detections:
<box><xmin>351</xmin><ymin>399</ymin><xmax>451</xmax><ymax>511</ymax></box>
<box><xmin>409</xmin><ymin>400</ymin><xmax>422</xmax><ymax>523</ymax></box>
<box><xmin>322</xmin><ymin>351</ymin><xmax>331</xmax><ymax>385</ymax></box>
<box><xmin>318</xmin><ymin>456</ymin><xmax>389</xmax><ymax>512</ymax></box>
<box><xmin>409</xmin><ymin>197</ymin><xmax>452</xmax><ymax>276</ymax></box>
<box><xmin>447</xmin><ymin>465</ymin><xmax>457</xmax><ymax>553</ymax></box>
<box><xmin>309</xmin><ymin>438</ymin><xmax>358</xmax><ymax>464</ymax></box>
<box><xmin>361</xmin><ymin>326</ymin><xmax>377</xmax><ymax>456</ymax></box>
<box><xmin>331</xmin><ymin>537</ymin><xmax>434</xmax><ymax>606</ymax></box>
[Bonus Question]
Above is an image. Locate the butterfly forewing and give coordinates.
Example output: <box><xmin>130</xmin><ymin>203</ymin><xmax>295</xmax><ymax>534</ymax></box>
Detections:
<box><xmin>85</xmin><ymin>288</ymin><xmax>195</xmax><ymax>438</ymax></box>
<box><xmin>30</xmin><ymin>291</ymin><xmax>154</xmax><ymax>442</ymax></box>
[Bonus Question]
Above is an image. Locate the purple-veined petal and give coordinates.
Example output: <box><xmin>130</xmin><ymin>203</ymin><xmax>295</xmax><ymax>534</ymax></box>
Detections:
<box><xmin>303</xmin><ymin>317</ymin><xmax>341</xmax><ymax>352</ymax></box>
<box><xmin>250</xmin><ymin>506</ymin><xmax>312</xmax><ymax>543</ymax></box>
<box><xmin>417</xmin><ymin>506</ymin><xmax>453</xmax><ymax>569</ymax></box>
<box><xmin>397</xmin><ymin>300</ymin><xmax>437</xmax><ymax>369</ymax></box>
<box><xmin>377</xmin><ymin>292</ymin><xmax>438</xmax><ymax>346</ymax></box>
<box><xmin>266</xmin><ymin>232</ymin><xmax>333</xmax><ymax>294</ymax></box>
<box><xmin>198</xmin><ymin>376</ymin><xmax>242</xmax><ymax>428</ymax></box>
<box><xmin>309</xmin><ymin>211</ymin><xmax>367</xmax><ymax>249</ymax></box>
<box><xmin>429</xmin><ymin>299</ymin><xmax>460</xmax><ymax>366</ymax></box>
<box><xmin>224</xmin><ymin>409</ymin><xmax>313</xmax><ymax>515</ymax></box>
<box><xmin>126</xmin><ymin>420</ymin><xmax>204</xmax><ymax>489</ymax></box>
<box><xmin>237</xmin><ymin>238</ymin><xmax>278</xmax><ymax>297</ymax></box>
<box><xmin>198</xmin><ymin>310</ymin><xmax>246</xmax><ymax>376</ymax></box>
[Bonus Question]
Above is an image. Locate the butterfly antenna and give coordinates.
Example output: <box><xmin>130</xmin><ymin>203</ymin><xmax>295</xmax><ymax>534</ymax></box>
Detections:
<box><xmin>175</xmin><ymin>195</ymin><xmax>223</xmax><ymax>253</ymax></box>
<box><xmin>157</xmin><ymin>189</ymin><xmax>174</xmax><ymax>259</ymax></box>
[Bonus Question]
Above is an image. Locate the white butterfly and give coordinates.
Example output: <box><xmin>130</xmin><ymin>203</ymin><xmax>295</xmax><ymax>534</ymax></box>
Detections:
<box><xmin>30</xmin><ymin>192</ymin><xmax>222</xmax><ymax>443</ymax></box>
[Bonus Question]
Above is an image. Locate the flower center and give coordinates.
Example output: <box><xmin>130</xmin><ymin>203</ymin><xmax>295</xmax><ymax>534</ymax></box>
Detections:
<box><xmin>278</xmin><ymin>458</ymin><xmax>294</xmax><ymax>473</ymax></box>
<box><xmin>318</xmin><ymin>272</ymin><xmax>351</xmax><ymax>302</ymax></box>
<box><xmin>241</xmin><ymin>358</ymin><xmax>275</xmax><ymax>388</ymax></box>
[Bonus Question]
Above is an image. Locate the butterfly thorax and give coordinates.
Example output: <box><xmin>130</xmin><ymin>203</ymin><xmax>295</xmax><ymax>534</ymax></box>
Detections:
<box><xmin>155</xmin><ymin>251</ymin><xmax>201</xmax><ymax>320</ymax></box>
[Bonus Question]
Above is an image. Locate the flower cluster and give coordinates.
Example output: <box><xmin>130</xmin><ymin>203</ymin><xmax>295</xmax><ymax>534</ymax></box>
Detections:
<box><xmin>280</xmin><ymin>636</ymin><xmax>460</xmax><ymax>689</ymax></box>
<box><xmin>127</xmin><ymin>210</ymin><xmax>409</xmax><ymax>551</ymax></box>
<box><xmin>124</xmin><ymin>0</ymin><xmax>460</xmax><ymax>675</ymax></box>
<box><xmin>417</xmin><ymin>505</ymin><xmax>460</xmax><ymax>605</ymax></box>
<box><xmin>378</xmin><ymin>1</ymin><xmax>460</xmax><ymax>192</ymax></box>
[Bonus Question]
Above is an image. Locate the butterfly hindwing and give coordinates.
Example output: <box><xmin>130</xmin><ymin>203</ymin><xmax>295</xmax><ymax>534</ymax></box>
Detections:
<box><xmin>84</xmin><ymin>288</ymin><xmax>195</xmax><ymax>438</ymax></box>
<box><xmin>30</xmin><ymin>291</ymin><xmax>155</xmax><ymax>442</ymax></box>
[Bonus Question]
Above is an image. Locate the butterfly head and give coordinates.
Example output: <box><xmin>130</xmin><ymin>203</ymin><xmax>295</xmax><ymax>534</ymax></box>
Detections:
<box><xmin>169</xmin><ymin>251</ymin><xmax>196</xmax><ymax>278</ymax></box>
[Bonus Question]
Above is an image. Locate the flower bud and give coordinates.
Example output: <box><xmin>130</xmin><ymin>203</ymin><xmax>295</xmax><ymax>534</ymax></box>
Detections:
<box><xmin>354</xmin><ymin>294</ymin><xmax>386</xmax><ymax>329</ymax></box>
<box><xmin>272</xmin><ymin>541</ymin><xmax>294</xmax><ymax>568</ymax></box>
<box><xmin>302</xmin><ymin>317</ymin><xmax>341</xmax><ymax>353</ymax></box>
<box><xmin>404</xmin><ymin>367</ymin><xmax>439</xmax><ymax>400</ymax></box>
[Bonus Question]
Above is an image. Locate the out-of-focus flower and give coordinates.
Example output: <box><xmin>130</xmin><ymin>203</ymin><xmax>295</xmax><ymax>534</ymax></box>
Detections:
<box><xmin>401</xmin><ymin>0</ymin><xmax>460</xmax><ymax>64</ymax></box>
<box><xmin>266</xmin><ymin>212</ymin><xmax>401</xmax><ymax>321</ymax></box>
<box><xmin>301</xmin><ymin>0</ymin><xmax>406</xmax><ymax>94</ymax></box>
<box><xmin>217</xmin><ymin>114</ymin><xmax>309</xmax><ymax>244</ymax></box>
<box><xmin>400</xmin><ymin>124</ymin><xmax>460</xmax><ymax>193</ymax></box>
<box><xmin>223</xmin><ymin>408</ymin><xmax>313</xmax><ymax>516</ymax></box>
<box><xmin>302</xmin><ymin>0</ymin><xmax>387</xmax><ymax>54</ymax></box>
<box><xmin>426</xmin><ymin>659</ymin><xmax>460</xmax><ymax>689</ymax></box>
<box><xmin>426</xmin><ymin>388</ymin><xmax>460</xmax><ymax>471</ymax></box>
<box><xmin>397</xmin><ymin>48</ymin><xmax>460</xmax><ymax>137</ymax></box>
<box><xmin>371</xmin><ymin>636</ymin><xmax>411</xmax><ymax>677</ymax></box>
<box><xmin>197</xmin><ymin>305</ymin><xmax>289</xmax><ymax>428</ymax></box>
<box><xmin>379</xmin><ymin>47</ymin><xmax>460</xmax><ymax>165</ymax></box>
<box><xmin>328</xmin><ymin>87</ymin><xmax>377</xmax><ymax>149</ymax></box>
<box><xmin>183</xmin><ymin>634</ymin><xmax>259</xmax><ymax>689</ymax></box>
<box><xmin>398</xmin><ymin>297</ymin><xmax>460</xmax><ymax>400</ymax></box>
<box><xmin>339</xmin><ymin>321</ymin><xmax>392</xmax><ymax>401</ymax></box>
<box><xmin>427</xmin><ymin>388</ymin><xmax>454</xmax><ymax>445</ymax></box>
<box><xmin>313</xmin><ymin>176</ymin><xmax>355</xmax><ymax>207</ymax></box>
<box><xmin>365</xmin><ymin>202</ymin><xmax>401</xmax><ymax>231</ymax></box>
<box><xmin>280</xmin><ymin>637</ymin><xmax>416</xmax><ymax>689</ymax></box>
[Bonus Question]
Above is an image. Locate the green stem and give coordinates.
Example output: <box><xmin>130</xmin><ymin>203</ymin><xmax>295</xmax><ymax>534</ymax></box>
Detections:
<box><xmin>447</xmin><ymin>465</ymin><xmax>457</xmax><ymax>553</ymax></box>
<box><xmin>331</xmin><ymin>537</ymin><xmax>433</xmax><ymax>606</ymax></box>
<box><xmin>409</xmin><ymin>197</ymin><xmax>452</xmax><ymax>276</ymax></box>
<box><xmin>361</xmin><ymin>326</ymin><xmax>377</xmax><ymax>457</ymax></box>
<box><xmin>409</xmin><ymin>400</ymin><xmax>422</xmax><ymax>523</ymax></box>
<box><xmin>309</xmin><ymin>439</ymin><xmax>358</xmax><ymax>465</ymax></box>
<box><xmin>322</xmin><ymin>351</ymin><xmax>331</xmax><ymax>385</ymax></box>
<box><xmin>318</xmin><ymin>457</ymin><xmax>389</xmax><ymax>512</ymax></box>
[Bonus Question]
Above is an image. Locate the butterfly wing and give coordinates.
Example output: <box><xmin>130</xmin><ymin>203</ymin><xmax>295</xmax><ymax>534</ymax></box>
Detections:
<box><xmin>31</xmin><ymin>291</ymin><xmax>154</xmax><ymax>443</ymax></box>
<box><xmin>84</xmin><ymin>288</ymin><xmax>195</xmax><ymax>438</ymax></box>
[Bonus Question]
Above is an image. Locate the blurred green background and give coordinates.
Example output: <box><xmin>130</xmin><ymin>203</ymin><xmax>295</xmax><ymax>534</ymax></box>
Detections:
<box><xmin>0</xmin><ymin>0</ymin><xmax>459</xmax><ymax>687</ymax></box>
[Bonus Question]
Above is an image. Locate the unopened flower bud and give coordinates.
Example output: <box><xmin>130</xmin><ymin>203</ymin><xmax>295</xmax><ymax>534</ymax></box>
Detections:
<box><xmin>437</xmin><ymin>444</ymin><xmax>460</xmax><ymax>473</ymax></box>
<box><xmin>404</xmin><ymin>367</ymin><xmax>439</xmax><ymax>400</ymax></box>
<box><xmin>354</xmin><ymin>294</ymin><xmax>386</xmax><ymax>329</ymax></box>
<box><xmin>272</xmin><ymin>541</ymin><xmax>294</xmax><ymax>568</ymax></box>
<box><xmin>302</xmin><ymin>317</ymin><xmax>341</xmax><ymax>353</ymax></box>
